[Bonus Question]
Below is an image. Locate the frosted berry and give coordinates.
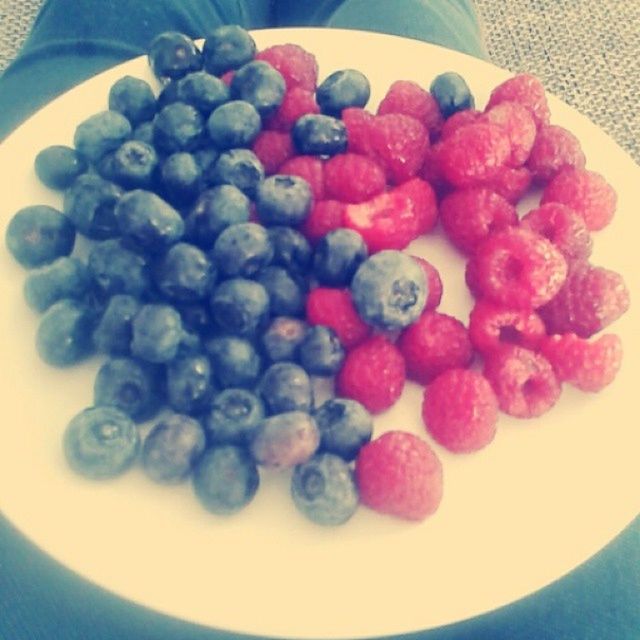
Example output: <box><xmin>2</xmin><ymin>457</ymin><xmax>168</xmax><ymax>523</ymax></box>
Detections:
<box><xmin>323</xmin><ymin>153</ymin><xmax>386</xmax><ymax>204</ymax></box>
<box><xmin>279</xmin><ymin>155</ymin><xmax>325</xmax><ymax>201</ymax></box>
<box><xmin>411</xmin><ymin>257</ymin><xmax>443</xmax><ymax>311</ymax></box>
<box><xmin>482</xmin><ymin>101</ymin><xmax>537</xmax><ymax>167</ymax></box>
<box><xmin>251</xmin><ymin>130</ymin><xmax>294</xmax><ymax>174</ymax></box>
<box><xmin>481</xmin><ymin>165</ymin><xmax>532</xmax><ymax>204</ymax></box>
<box><xmin>299</xmin><ymin>200</ymin><xmax>345</xmax><ymax>245</ymax></box>
<box><xmin>395</xmin><ymin>177</ymin><xmax>438</xmax><ymax>234</ymax></box>
<box><xmin>256</xmin><ymin>43</ymin><xmax>318</xmax><ymax>91</ymax></box>
<box><xmin>526</xmin><ymin>125</ymin><xmax>586</xmax><ymax>183</ymax></box>
<box><xmin>265</xmin><ymin>87</ymin><xmax>320</xmax><ymax>131</ymax></box>
<box><xmin>439</xmin><ymin>108</ymin><xmax>482</xmax><ymax>139</ymax></box>
<box><xmin>486</xmin><ymin>73</ymin><xmax>550</xmax><ymax>129</ymax></box>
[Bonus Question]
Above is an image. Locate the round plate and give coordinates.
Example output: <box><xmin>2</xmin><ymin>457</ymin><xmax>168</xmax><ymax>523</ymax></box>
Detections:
<box><xmin>0</xmin><ymin>28</ymin><xmax>638</xmax><ymax>640</ymax></box>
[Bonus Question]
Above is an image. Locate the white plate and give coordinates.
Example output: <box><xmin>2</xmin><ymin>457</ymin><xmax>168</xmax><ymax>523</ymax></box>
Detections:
<box><xmin>0</xmin><ymin>28</ymin><xmax>638</xmax><ymax>640</ymax></box>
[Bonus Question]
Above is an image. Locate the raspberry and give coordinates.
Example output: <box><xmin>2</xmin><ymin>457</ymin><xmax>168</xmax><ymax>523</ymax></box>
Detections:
<box><xmin>520</xmin><ymin>202</ymin><xmax>592</xmax><ymax>262</ymax></box>
<box><xmin>411</xmin><ymin>256</ymin><xmax>443</xmax><ymax>310</ymax></box>
<box><xmin>439</xmin><ymin>108</ymin><xmax>482</xmax><ymax>139</ymax></box>
<box><xmin>251</xmin><ymin>130</ymin><xmax>293</xmax><ymax>174</ymax></box>
<box><xmin>324</xmin><ymin>153</ymin><xmax>386</xmax><ymax>204</ymax></box>
<box><xmin>539</xmin><ymin>333</ymin><xmax>623</xmax><ymax>392</ymax></box>
<box><xmin>541</xmin><ymin>168</ymin><xmax>617</xmax><ymax>231</ymax></box>
<box><xmin>335</xmin><ymin>335</ymin><xmax>406</xmax><ymax>414</ymax></box>
<box><xmin>355</xmin><ymin>431</ymin><xmax>443</xmax><ymax>521</ymax></box>
<box><xmin>486</xmin><ymin>73</ymin><xmax>551</xmax><ymax>130</ymax></box>
<box><xmin>539</xmin><ymin>261</ymin><xmax>630</xmax><ymax>338</ymax></box>
<box><xmin>483</xmin><ymin>345</ymin><xmax>561</xmax><ymax>418</ymax></box>
<box><xmin>397</xmin><ymin>311</ymin><xmax>473</xmax><ymax>385</ymax></box>
<box><xmin>483</xmin><ymin>101</ymin><xmax>537</xmax><ymax>167</ymax></box>
<box><xmin>481</xmin><ymin>165</ymin><xmax>532</xmax><ymax>204</ymax></box>
<box><xmin>474</xmin><ymin>228</ymin><xmax>568</xmax><ymax>309</ymax></box>
<box><xmin>440</xmin><ymin>187</ymin><xmax>517</xmax><ymax>255</ymax></box>
<box><xmin>465</xmin><ymin>256</ymin><xmax>482</xmax><ymax>298</ymax></box>
<box><xmin>468</xmin><ymin>299</ymin><xmax>546</xmax><ymax>356</ymax></box>
<box><xmin>220</xmin><ymin>70</ymin><xmax>234</xmax><ymax>86</ymax></box>
<box><xmin>395</xmin><ymin>177</ymin><xmax>438</xmax><ymax>234</ymax></box>
<box><xmin>299</xmin><ymin>199</ymin><xmax>345</xmax><ymax>245</ymax></box>
<box><xmin>265</xmin><ymin>87</ymin><xmax>320</xmax><ymax>131</ymax></box>
<box><xmin>279</xmin><ymin>155</ymin><xmax>325</xmax><ymax>201</ymax></box>
<box><xmin>419</xmin><ymin>142</ymin><xmax>448</xmax><ymax>195</ymax></box>
<box><xmin>342</xmin><ymin>107</ymin><xmax>375</xmax><ymax>156</ymax></box>
<box><xmin>422</xmin><ymin>369</ymin><xmax>498</xmax><ymax>453</ymax></box>
<box><xmin>305</xmin><ymin>287</ymin><xmax>371</xmax><ymax>349</ymax></box>
<box><xmin>526</xmin><ymin>125</ymin><xmax>586</xmax><ymax>184</ymax></box>
<box><xmin>255</xmin><ymin>44</ymin><xmax>318</xmax><ymax>91</ymax></box>
<box><xmin>439</xmin><ymin>122</ymin><xmax>512</xmax><ymax>188</ymax></box>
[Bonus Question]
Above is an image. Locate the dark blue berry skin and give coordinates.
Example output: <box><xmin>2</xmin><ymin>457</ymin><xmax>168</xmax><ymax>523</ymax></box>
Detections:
<box><xmin>132</xmin><ymin>121</ymin><xmax>155</xmax><ymax>145</ymax></box>
<box><xmin>63</xmin><ymin>173</ymin><xmax>123</xmax><ymax>240</ymax></box>
<box><xmin>73</xmin><ymin>110</ymin><xmax>132</xmax><ymax>163</ymax></box>
<box><xmin>298</xmin><ymin>325</ymin><xmax>344</xmax><ymax>377</ymax></box>
<box><xmin>250</xmin><ymin>411</ymin><xmax>319</xmax><ymax>469</ymax></box>
<box><xmin>316</xmin><ymin>69</ymin><xmax>371</xmax><ymax>117</ymax></box>
<box><xmin>230</xmin><ymin>60</ymin><xmax>286</xmax><ymax>118</ymax></box>
<box><xmin>205</xmin><ymin>388</ymin><xmax>264</xmax><ymax>445</ymax></box>
<box><xmin>115</xmin><ymin>189</ymin><xmax>184</xmax><ymax>254</ymax></box>
<box><xmin>210</xmin><ymin>148</ymin><xmax>265</xmax><ymax>198</ymax></box>
<box><xmin>184</xmin><ymin>185</ymin><xmax>250</xmax><ymax>248</ymax></box>
<box><xmin>429</xmin><ymin>72</ymin><xmax>475</xmax><ymax>118</ymax></box>
<box><xmin>313</xmin><ymin>228</ymin><xmax>368</xmax><ymax>287</ymax></box>
<box><xmin>292</xmin><ymin>114</ymin><xmax>347</xmax><ymax>157</ymax></box>
<box><xmin>92</xmin><ymin>294</ymin><xmax>141</xmax><ymax>355</ymax></box>
<box><xmin>175</xmin><ymin>71</ymin><xmax>230</xmax><ymax>115</ymax></box>
<box><xmin>255</xmin><ymin>266</ymin><xmax>306</xmax><ymax>317</ymax></box>
<box><xmin>256</xmin><ymin>175</ymin><xmax>312</xmax><ymax>226</ymax></box>
<box><xmin>167</xmin><ymin>353</ymin><xmax>215</xmax><ymax>415</ymax></box>
<box><xmin>313</xmin><ymin>398</ymin><xmax>373</xmax><ymax>461</ymax></box>
<box><xmin>175</xmin><ymin>302</ymin><xmax>214</xmax><ymax>337</ymax></box>
<box><xmin>158</xmin><ymin>152</ymin><xmax>203</xmax><ymax>205</ymax></box>
<box><xmin>210</xmin><ymin>278</ymin><xmax>270</xmax><ymax>337</ymax></box>
<box><xmin>211</xmin><ymin>222</ymin><xmax>273</xmax><ymax>278</ymax></box>
<box><xmin>24</xmin><ymin>257</ymin><xmax>90</xmax><ymax>313</ymax></box>
<box><xmin>207</xmin><ymin>100</ymin><xmax>261</xmax><ymax>150</ymax></box>
<box><xmin>260</xmin><ymin>316</ymin><xmax>308</xmax><ymax>363</ymax></box>
<box><xmin>258</xmin><ymin>362</ymin><xmax>313</xmax><ymax>415</ymax></box>
<box><xmin>267</xmin><ymin>226</ymin><xmax>312</xmax><ymax>276</ymax></box>
<box><xmin>88</xmin><ymin>239</ymin><xmax>150</xmax><ymax>298</ymax></box>
<box><xmin>94</xmin><ymin>356</ymin><xmax>163</xmax><ymax>422</ymax></box>
<box><xmin>34</xmin><ymin>145</ymin><xmax>87</xmax><ymax>190</ymax></box>
<box><xmin>193</xmin><ymin>148</ymin><xmax>220</xmax><ymax>186</ymax></box>
<box><xmin>148</xmin><ymin>31</ymin><xmax>202</xmax><ymax>82</ymax></box>
<box><xmin>131</xmin><ymin>303</ymin><xmax>184</xmax><ymax>363</ymax></box>
<box><xmin>351</xmin><ymin>250</ymin><xmax>427</xmax><ymax>330</ymax></box>
<box><xmin>152</xmin><ymin>102</ymin><xmax>205</xmax><ymax>154</ymax></box>
<box><xmin>192</xmin><ymin>445</ymin><xmax>259</xmax><ymax>515</ymax></box>
<box><xmin>5</xmin><ymin>205</ymin><xmax>75</xmax><ymax>268</ymax></box>
<box><xmin>205</xmin><ymin>336</ymin><xmax>262</xmax><ymax>389</ymax></box>
<box><xmin>142</xmin><ymin>413</ymin><xmax>206</xmax><ymax>483</ymax></box>
<box><xmin>36</xmin><ymin>299</ymin><xmax>95</xmax><ymax>366</ymax></box>
<box><xmin>202</xmin><ymin>25</ymin><xmax>256</xmax><ymax>76</ymax></box>
<box><xmin>110</xmin><ymin>140</ymin><xmax>159</xmax><ymax>189</ymax></box>
<box><xmin>63</xmin><ymin>406</ymin><xmax>139</xmax><ymax>480</ymax></box>
<box><xmin>108</xmin><ymin>75</ymin><xmax>157</xmax><ymax>125</ymax></box>
<box><xmin>154</xmin><ymin>242</ymin><xmax>215</xmax><ymax>302</ymax></box>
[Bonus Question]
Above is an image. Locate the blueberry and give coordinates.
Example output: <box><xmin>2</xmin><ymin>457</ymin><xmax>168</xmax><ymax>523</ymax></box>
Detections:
<box><xmin>193</xmin><ymin>148</ymin><xmax>220</xmax><ymax>186</ymax></box>
<box><xmin>256</xmin><ymin>175</ymin><xmax>312</xmax><ymax>226</ymax></box>
<box><xmin>210</xmin><ymin>278</ymin><xmax>269</xmax><ymax>337</ymax></box>
<box><xmin>313</xmin><ymin>228</ymin><xmax>368</xmax><ymax>286</ymax></box>
<box><xmin>131</xmin><ymin>303</ymin><xmax>183</xmax><ymax>363</ymax></box>
<box><xmin>24</xmin><ymin>256</ymin><xmax>90</xmax><ymax>313</ymax></box>
<box><xmin>142</xmin><ymin>414</ymin><xmax>206</xmax><ymax>483</ymax></box>
<box><xmin>202</xmin><ymin>25</ymin><xmax>256</xmax><ymax>76</ymax></box>
<box><xmin>429</xmin><ymin>71</ymin><xmax>475</xmax><ymax>118</ymax></box>
<box><xmin>63</xmin><ymin>406</ymin><xmax>139</xmax><ymax>480</ymax></box>
<box><xmin>92</xmin><ymin>294</ymin><xmax>141</xmax><ymax>355</ymax></box>
<box><xmin>175</xmin><ymin>71</ymin><xmax>230</xmax><ymax>115</ymax></box>
<box><xmin>255</xmin><ymin>266</ymin><xmax>306</xmax><ymax>317</ymax></box>
<box><xmin>292</xmin><ymin>114</ymin><xmax>347</xmax><ymax>157</ymax></box>
<box><xmin>175</xmin><ymin>302</ymin><xmax>214</xmax><ymax>336</ymax></box>
<box><xmin>298</xmin><ymin>325</ymin><xmax>344</xmax><ymax>377</ymax></box>
<box><xmin>5</xmin><ymin>205</ymin><xmax>75</xmax><ymax>268</ymax></box>
<box><xmin>94</xmin><ymin>356</ymin><xmax>163</xmax><ymax>421</ymax></box>
<box><xmin>154</xmin><ymin>242</ymin><xmax>215</xmax><ymax>302</ymax></box>
<box><xmin>206</xmin><ymin>100</ymin><xmax>261</xmax><ymax>151</ymax></box>
<box><xmin>211</xmin><ymin>222</ymin><xmax>274</xmax><ymax>278</ymax></box>
<box><xmin>166</xmin><ymin>353</ymin><xmax>215</xmax><ymax>414</ymax></box>
<box><xmin>351</xmin><ymin>250</ymin><xmax>427</xmax><ymax>330</ymax></box>
<box><xmin>205</xmin><ymin>388</ymin><xmax>264</xmax><ymax>445</ymax></box>
<box><xmin>63</xmin><ymin>173</ymin><xmax>123</xmax><ymax>240</ymax></box>
<box><xmin>230</xmin><ymin>60</ymin><xmax>285</xmax><ymax>118</ymax></box>
<box><xmin>211</xmin><ymin>148</ymin><xmax>265</xmax><ymax>197</ymax></box>
<box><xmin>267</xmin><ymin>226</ymin><xmax>312</xmax><ymax>275</ymax></box>
<box><xmin>192</xmin><ymin>445</ymin><xmax>259</xmax><ymax>515</ymax></box>
<box><xmin>132</xmin><ymin>121</ymin><xmax>154</xmax><ymax>145</ymax></box>
<box><xmin>73</xmin><ymin>110</ymin><xmax>132</xmax><ymax>163</ymax></box>
<box><xmin>258</xmin><ymin>362</ymin><xmax>313</xmax><ymax>415</ymax></box>
<box><xmin>115</xmin><ymin>189</ymin><xmax>184</xmax><ymax>253</ymax></box>
<box><xmin>158</xmin><ymin>152</ymin><xmax>203</xmax><ymax>205</ymax></box>
<box><xmin>148</xmin><ymin>31</ymin><xmax>202</xmax><ymax>82</ymax></box>
<box><xmin>313</xmin><ymin>398</ymin><xmax>372</xmax><ymax>461</ymax></box>
<box><xmin>250</xmin><ymin>411</ymin><xmax>319</xmax><ymax>469</ymax></box>
<box><xmin>291</xmin><ymin>453</ymin><xmax>359</xmax><ymax>525</ymax></box>
<box><xmin>34</xmin><ymin>145</ymin><xmax>87</xmax><ymax>190</ymax></box>
<box><xmin>153</xmin><ymin>102</ymin><xmax>205</xmax><ymax>154</ymax></box>
<box><xmin>260</xmin><ymin>316</ymin><xmax>308</xmax><ymax>363</ymax></box>
<box><xmin>316</xmin><ymin>69</ymin><xmax>371</xmax><ymax>116</ymax></box>
<box><xmin>110</xmin><ymin>140</ymin><xmax>159</xmax><ymax>189</ymax></box>
<box><xmin>108</xmin><ymin>75</ymin><xmax>157</xmax><ymax>125</ymax></box>
<box><xmin>205</xmin><ymin>336</ymin><xmax>262</xmax><ymax>389</ymax></box>
<box><xmin>36</xmin><ymin>299</ymin><xmax>95</xmax><ymax>366</ymax></box>
<box><xmin>88</xmin><ymin>238</ymin><xmax>150</xmax><ymax>298</ymax></box>
<box><xmin>156</xmin><ymin>80</ymin><xmax>180</xmax><ymax>111</ymax></box>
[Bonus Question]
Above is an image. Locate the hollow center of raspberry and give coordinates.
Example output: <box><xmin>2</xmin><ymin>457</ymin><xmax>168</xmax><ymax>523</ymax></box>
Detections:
<box><xmin>504</xmin><ymin>256</ymin><xmax>523</xmax><ymax>281</ymax></box>
<box><xmin>522</xmin><ymin>377</ymin><xmax>543</xmax><ymax>400</ymax></box>
<box><xmin>498</xmin><ymin>325</ymin><xmax>523</xmax><ymax>345</ymax></box>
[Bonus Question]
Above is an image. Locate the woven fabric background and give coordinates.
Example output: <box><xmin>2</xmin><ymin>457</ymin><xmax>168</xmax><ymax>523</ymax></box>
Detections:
<box><xmin>0</xmin><ymin>0</ymin><xmax>638</xmax><ymax>162</ymax></box>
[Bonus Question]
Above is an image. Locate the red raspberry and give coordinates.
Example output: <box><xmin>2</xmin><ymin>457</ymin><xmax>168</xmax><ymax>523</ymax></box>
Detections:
<box><xmin>279</xmin><ymin>155</ymin><xmax>325</xmax><ymax>201</ymax></box>
<box><xmin>474</xmin><ymin>228</ymin><xmax>568</xmax><ymax>309</ymax></box>
<box><xmin>483</xmin><ymin>345</ymin><xmax>561</xmax><ymax>418</ymax></box>
<box><xmin>481</xmin><ymin>165</ymin><xmax>532</xmax><ymax>204</ymax></box>
<box><xmin>439</xmin><ymin>108</ymin><xmax>482</xmax><ymax>139</ymax></box>
<box><xmin>324</xmin><ymin>153</ymin><xmax>386</xmax><ymax>204</ymax></box>
<box><xmin>541</xmin><ymin>168</ymin><xmax>617</xmax><ymax>231</ymax></box>
<box><xmin>299</xmin><ymin>199</ymin><xmax>345</xmax><ymax>245</ymax></box>
<box><xmin>411</xmin><ymin>256</ymin><xmax>443</xmax><ymax>310</ymax></box>
<box><xmin>395</xmin><ymin>177</ymin><xmax>438</xmax><ymax>234</ymax></box>
<box><xmin>520</xmin><ymin>202</ymin><xmax>592</xmax><ymax>262</ymax></box>
<box><xmin>336</xmin><ymin>335</ymin><xmax>406</xmax><ymax>414</ymax></box>
<box><xmin>255</xmin><ymin>44</ymin><xmax>318</xmax><ymax>91</ymax></box>
<box><xmin>526</xmin><ymin>125</ymin><xmax>586</xmax><ymax>184</ymax></box>
<box><xmin>422</xmin><ymin>369</ymin><xmax>498</xmax><ymax>453</ymax></box>
<box><xmin>483</xmin><ymin>101</ymin><xmax>537</xmax><ymax>167</ymax></box>
<box><xmin>486</xmin><ymin>73</ymin><xmax>551</xmax><ymax>130</ymax></box>
<box><xmin>251</xmin><ymin>130</ymin><xmax>294</xmax><ymax>175</ymax></box>
<box><xmin>220</xmin><ymin>70</ymin><xmax>234</xmax><ymax>86</ymax></box>
<box><xmin>440</xmin><ymin>187</ymin><xmax>517</xmax><ymax>255</ymax></box>
<box><xmin>305</xmin><ymin>287</ymin><xmax>371</xmax><ymax>349</ymax></box>
<box><xmin>265</xmin><ymin>87</ymin><xmax>320</xmax><ymax>132</ymax></box>
<box><xmin>397</xmin><ymin>311</ymin><xmax>473</xmax><ymax>385</ymax></box>
<box><xmin>465</xmin><ymin>256</ymin><xmax>482</xmax><ymax>298</ymax></box>
<box><xmin>539</xmin><ymin>333</ymin><xmax>623</xmax><ymax>392</ymax></box>
<box><xmin>468</xmin><ymin>299</ymin><xmax>546</xmax><ymax>356</ymax></box>
<box><xmin>439</xmin><ymin>122</ymin><xmax>512</xmax><ymax>189</ymax></box>
<box><xmin>342</xmin><ymin>107</ymin><xmax>375</xmax><ymax>156</ymax></box>
<box><xmin>355</xmin><ymin>431</ymin><xmax>443</xmax><ymax>521</ymax></box>
<box><xmin>539</xmin><ymin>261</ymin><xmax>630</xmax><ymax>338</ymax></box>
<box><xmin>419</xmin><ymin>142</ymin><xmax>449</xmax><ymax>195</ymax></box>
